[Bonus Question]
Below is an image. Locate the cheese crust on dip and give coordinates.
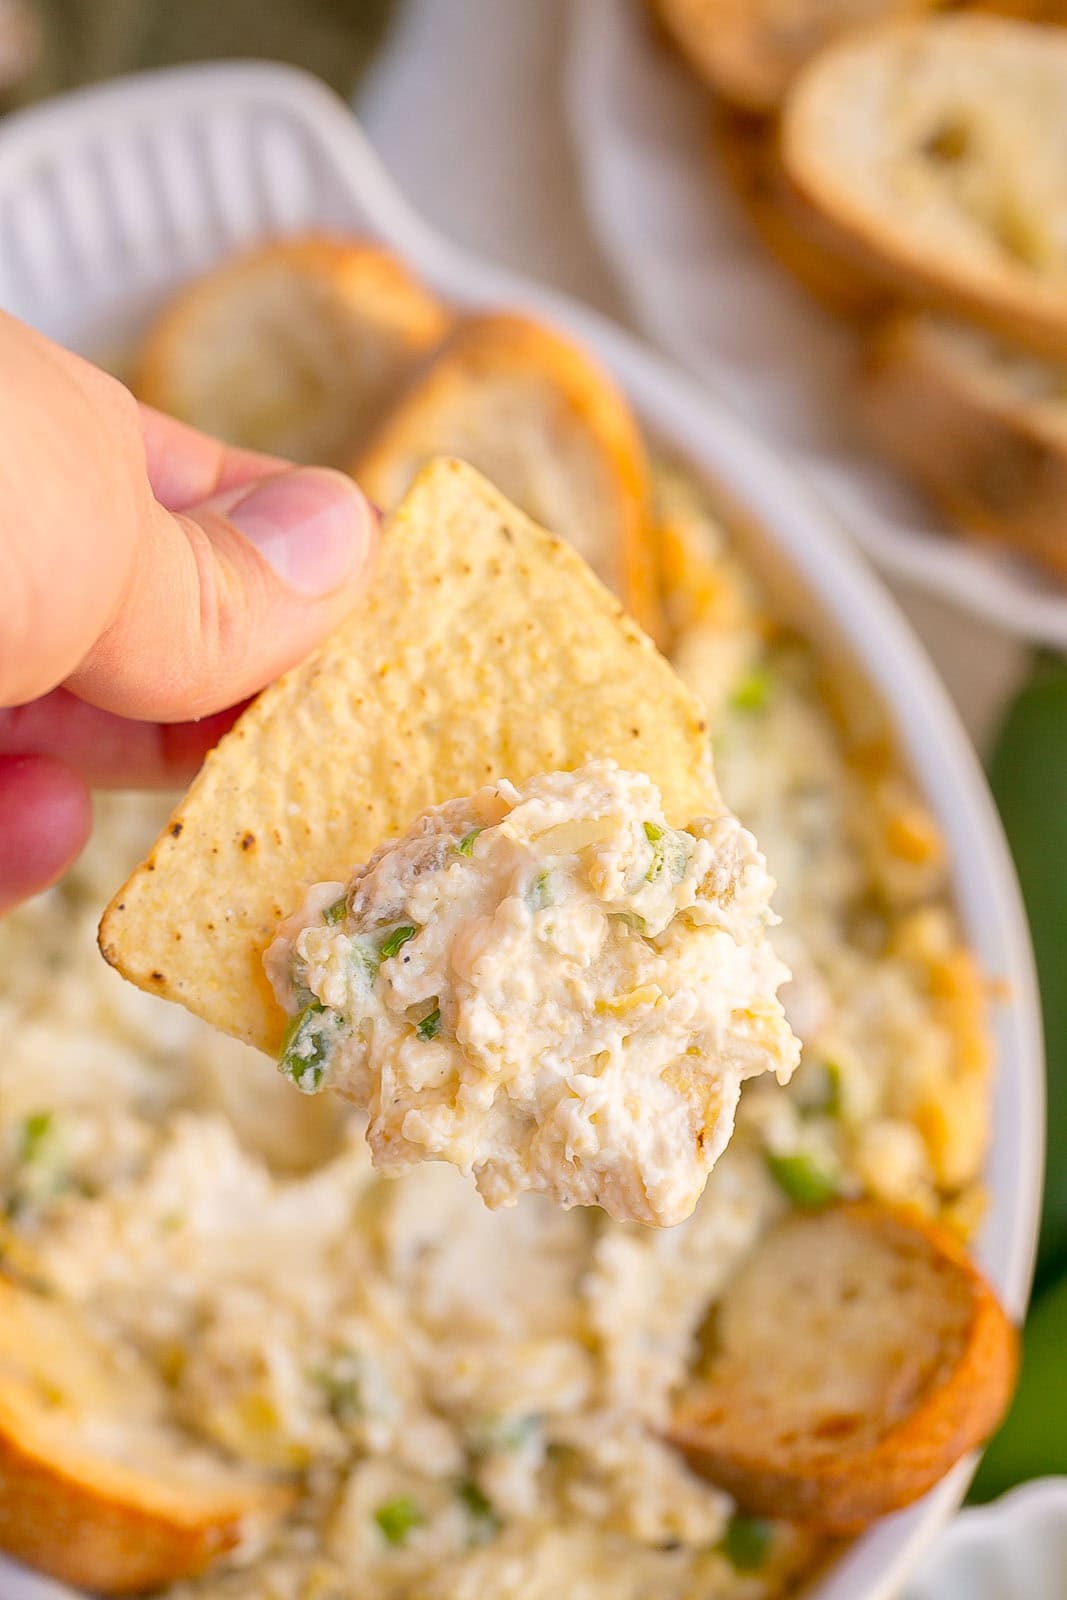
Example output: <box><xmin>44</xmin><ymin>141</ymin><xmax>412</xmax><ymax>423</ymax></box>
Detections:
<box><xmin>265</xmin><ymin>761</ymin><xmax>798</xmax><ymax>1227</ymax></box>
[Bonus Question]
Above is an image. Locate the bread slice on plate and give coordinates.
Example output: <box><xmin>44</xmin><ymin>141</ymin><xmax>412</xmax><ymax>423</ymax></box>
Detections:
<box><xmin>712</xmin><ymin>107</ymin><xmax>890</xmax><ymax>316</ymax></box>
<box><xmin>782</xmin><ymin>17</ymin><xmax>1067</xmax><ymax>355</ymax></box>
<box><xmin>861</xmin><ymin>313</ymin><xmax>1067</xmax><ymax>579</ymax></box>
<box><xmin>353</xmin><ymin>312</ymin><xmax>663</xmax><ymax>639</ymax></box>
<box><xmin>970</xmin><ymin>0</ymin><xmax>1067</xmax><ymax>18</ymax></box>
<box><xmin>670</xmin><ymin>1203</ymin><xmax>1017</xmax><ymax>1532</ymax></box>
<box><xmin>654</xmin><ymin>0</ymin><xmax>938</xmax><ymax>113</ymax></box>
<box><xmin>135</xmin><ymin>235</ymin><xmax>450</xmax><ymax>466</ymax></box>
<box><xmin>0</xmin><ymin>1275</ymin><xmax>290</xmax><ymax>1593</ymax></box>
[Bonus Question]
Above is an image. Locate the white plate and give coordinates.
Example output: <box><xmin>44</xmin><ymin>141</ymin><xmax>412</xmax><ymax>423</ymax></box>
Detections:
<box><xmin>564</xmin><ymin>0</ymin><xmax>1067</xmax><ymax>648</ymax></box>
<box><xmin>0</xmin><ymin>61</ymin><xmax>1044</xmax><ymax>1600</ymax></box>
<box><xmin>904</xmin><ymin>1480</ymin><xmax>1067</xmax><ymax>1599</ymax></box>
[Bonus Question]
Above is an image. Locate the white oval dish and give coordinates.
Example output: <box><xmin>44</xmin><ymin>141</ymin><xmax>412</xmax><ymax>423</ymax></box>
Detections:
<box><xmin>904</xmin><ymin>1480</ymin><xmax>1067</xmax><ymax>1600</ymax></box>
<box><xmin>0</xmin><ymin>61</ymin><xmax>1044</xmax><ymax>1600</ymax></box>
<box><xmin>564</xmin><ymin>0</ymin><xmax>1067</xmax><ymax>648</ymax></box>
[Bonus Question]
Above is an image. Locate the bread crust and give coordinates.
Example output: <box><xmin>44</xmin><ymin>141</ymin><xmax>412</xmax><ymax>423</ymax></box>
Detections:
<box><xmin>0</xmin><ymin>1279</ymin><xmax>291</xmax><ymax>1593</ymax></box>
<box><xmin>861</xmin><ymin>314</ymin><xmax>1067</xmax><ymax>579</ymax></box>
<box><xmin>655</xmin><ymin>0</ymin><xmax>936</xmax><ymax>112</ymax></box>
<box><xmin>354</xmin><ymin>312</ymin><xmax>664</xmax><ymax>641</ymax></box>
<box><xmin>669</xmin><ymin>1203</ymin><xmax>1018</xmax><ymax>1532</ymax></box>
<box><xmin>782</xmin><ymin>17</ymin><xmax>1067</xmax><ymax>356</ymax></box>
<box><xmin>135</xmin><ymin>234</ymin><xmax>450</xmax><ymax>465</ymax></box>
<box><xmin>712</xmin><ymin>108</ymin><xmax>890</xmax><ymax>316</ymax></box>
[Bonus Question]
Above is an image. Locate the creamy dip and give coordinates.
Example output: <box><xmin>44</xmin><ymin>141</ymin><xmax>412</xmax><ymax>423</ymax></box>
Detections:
<box><xmin>265</xmin><ymin>762</ymin><xmax>798</xmax><ymax>1228</ymax></box>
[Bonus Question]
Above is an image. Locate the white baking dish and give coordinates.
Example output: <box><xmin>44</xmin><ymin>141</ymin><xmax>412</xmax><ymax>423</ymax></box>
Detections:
<box><xmin>902</xmin><ymin>1479</ymin><xmax>1067</xmax><ymax>1600</ymax></box>
<box><xmin>0</xmin><ymin>62</ymin><xmax>1044</xmax><ymax>1600</ymax></box>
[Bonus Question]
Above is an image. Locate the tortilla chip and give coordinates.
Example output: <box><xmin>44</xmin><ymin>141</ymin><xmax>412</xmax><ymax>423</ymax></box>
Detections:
<box><xmin>99</xmin><ymin>459</ymin><xmax>715</xmax><ymax>1054</ymax></box>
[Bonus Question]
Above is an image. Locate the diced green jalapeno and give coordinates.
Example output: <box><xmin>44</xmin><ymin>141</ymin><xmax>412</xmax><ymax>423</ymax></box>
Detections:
<box><xmin>765</xmin><ymin>1150</ymin><xmax>840</xmax><ymax>1209</ymax></box>
<box><xmin>416</xmin><ymin>1005</ymin><xmax>441</xmax><ymax>1042</ymax></box>
<box><xmin>19</xmin><ymin>1111</ymin><xmax>54</xmax><ymax>1163</ymax></box>
<box><xmin>457</xmin><ymin>1479</ymin><xmax>500</xmax><ymax>1544</ymax></box>
<box><xmin>375</xmin><ymin>1496</ymin><xmax>424</xmax><ymax>1546</ymax></box>
<box><xmin>730</xmin><ymin>664</ymin><xmax>774</xmax><ymax>713</ymax></box>
<box><xmin>798</xmin><ymin>1058</ymin><xmax>844</xmax><ymax>1120</ymax></box>
<box><xmin>278</xmin><ymin>1002</ymin><xmax>334</xmax><ymax>1095</ymax></box>
<box><xmin>644</xmin><ymin>820</ymin><xmax>690</xmax><ymax>884</ymax></box>
<box><xmin>723</xmin><ymin>1512</ymin><xmax>773</xmax><ymax>1571</ymax></box>
<box><xmin>527</xmin><ymin>869</ymin><xmax>553</xmax><ymax>911</ymax></box>
<box><xmin>322</xmin><ymin>894</ymin><xmax>348</xmax><ymax>926</ymax></box>
<box><xmin>456</xmin><ymin>828</ymin><xmax>484</xmax><ymax>857</ymax></box>
<box><xmin>379</xmin><ymin>924</ymin><xmax>418</xmax><ymax>961</ymax></box>
<box><xmin>312</xmin><ymin>1352</ymin><xmax>364</xmax><ymax>1423</ymax></box>
<box><xmin>470</xmin><ymin>1412</ymin><xmax>540</xmax><ymax>1454</ymax></box>
<box><xmin>611</xmin><ymin>910</ymin><xmax>652</xmax><ymax>937</ymax></box>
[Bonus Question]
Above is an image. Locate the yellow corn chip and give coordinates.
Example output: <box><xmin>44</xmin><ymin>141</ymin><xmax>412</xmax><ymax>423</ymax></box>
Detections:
<box><xmin>99</xmin><ymin>459</ymin><xmax>715</xmax><ymax>1054</ymax></box>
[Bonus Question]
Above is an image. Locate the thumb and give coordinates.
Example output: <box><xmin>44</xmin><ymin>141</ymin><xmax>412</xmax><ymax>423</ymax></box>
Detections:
<box><xmin>66</xmin><ymin>464</ymin><xmax>377</xmax><ymax>722</ymax></box>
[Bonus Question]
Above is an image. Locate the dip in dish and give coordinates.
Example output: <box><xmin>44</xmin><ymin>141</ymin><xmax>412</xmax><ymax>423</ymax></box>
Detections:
<box><xmin>0</xmin><ymin>462</ymin><xmax>990</xmax><ymax>1600</ymax></box>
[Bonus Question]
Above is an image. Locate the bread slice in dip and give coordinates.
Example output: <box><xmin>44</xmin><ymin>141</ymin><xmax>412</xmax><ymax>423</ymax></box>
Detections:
<box><xmin>0</xmin><ymin>1275</ymin><xmax>290</xmax><ymax>1593</ymax></box>
<box><xmin>353</xmin><ymin>313</ymin><xmax>664</xmax><ymax>640</ymax></box>
<box><xmin>135</xmin><ymin>235</ymin><xmax>450</xmax><ymax>466</ymax></box>
<box><xmin>670</xmin><ymin>1202</ymin><xmax>1018</xmax><ymax>1529</ymax></box>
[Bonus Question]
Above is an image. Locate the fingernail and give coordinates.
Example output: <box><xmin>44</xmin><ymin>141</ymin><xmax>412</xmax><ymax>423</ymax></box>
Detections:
<box><xmin>222</xmin><ymin>468</ymin><xmax>375</xmax><ymax>597</ymax></box>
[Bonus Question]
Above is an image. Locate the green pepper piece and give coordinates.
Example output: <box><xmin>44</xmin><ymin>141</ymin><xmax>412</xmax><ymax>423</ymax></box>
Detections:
<box><xmin>456</xmin><ymin>828</ymin><xmax>484</xmax><ymax>857</ymax></box>
<box><xmin>312</xmin><ymin>1351</ymin><xmax>364</xmax><ymax>1424</ymax></box>
<box><xmin>457</xmin><ymin>1479</ymin><xmax>494</xmax><ymax>1519</ymax></box>
<box><xmin>527</xmin><ymin>869</ymin><xmax>553</xmax><ymax>911</ymax></box>
<box><xmin>322</xmin><ymin>894</ymin><xmax>348</xmax><ymax>926</ymax></box>
<box><xmin>416</xmin><ymin>1005</ymin><xmax>441</xmax><ymax>1042</ymax></box>
<box><xmin>722</xmin><ymin>1513</ymin><xmax>773</xmax><ymax>1571</ymax></box>
<box><xmin>797</xmin><ymin>1058</ymin><xmax>844</xmax><ymax>1120</ymax></box>
<box><xmin>730</xmin><ymin>664</ymin><xmax>774</xmax><ymax>713</ymax></box>
<box><xmin>379</xmin><ymin>924</ymin><xmax>418</xmax><ymax>961</ymax></box>
<box><xmin>374</xmin><ymin>1496</ymin><xmax>424</xmax><ymax>1546</ymax></box>
<box><xmin>988</xmin><ymin>649</ymin><xmax>1067</xmax><ymax>1285</ymax></box>
<box><xmin>278</xmin><ymin>1002</ymin><xmax>333</xmax><ymax>1094</ymax></box>
<box><xmin>643</xmin><ymin>820</ymin><xmax>689</xmax><ymax>884</ymax></box>
<box><xmin>765</xmin><ymin>1150</ymin><xmax>840</xmax><ymax>1209</ymax></box>
<box><xmin>457</xmin><ymin>1479</ymin><xmax>500</xmax><ymax>1544</ymax></box>
<box><xmin>19</xmin><ymin>1111</ymin><xmax>54</xmax><ymax>1162</ymax></box>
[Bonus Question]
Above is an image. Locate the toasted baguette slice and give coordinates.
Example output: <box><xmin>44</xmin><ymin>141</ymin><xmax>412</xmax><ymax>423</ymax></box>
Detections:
<box><xmin>353</xmin><ymin>313</ymin><xmax>663</xmax><ymax>639</ymax></box>
<box><xmin>712</xmin><ymin>108</ymin><xmax>890</xmax><ymax>316</ymax></box>
<box><xmin>972</xmin><ymin>0</ymin><xmax>1067</xmax><ymax>18</ymax></box>
<box><xmin>782</xmin><ymin>18</ymin><xmax>1067</xmax><ymax>355</ymax></box>
<box><xmin>135</xmin><ymin>236</ymin><xmax>450</xmax><ymax>466</ymax></box>
<box><xmin>670</xmin><ymin>1203</ymin><xmax>1017</xmax><ymax>1531</ymax></box>
<box><xmin>654</xmin><ymin>0</ymin><xmax>937</xmax><ymax>113</ymax></box>
<box><xmin>861</xmin><ymin>313</ymin><xmax>1067</xmax><ymax>579</ymax></box>
<box><xmin>0</xmin><ymin>1276</ymin><xmax>290</xmax><ymax>1592</ymax></box>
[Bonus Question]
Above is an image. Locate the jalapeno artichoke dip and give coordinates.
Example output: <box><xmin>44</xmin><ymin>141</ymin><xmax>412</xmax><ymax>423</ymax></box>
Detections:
<box><xmin>264</xmin><ymin>763</ymin><xmax>799</xmax><ymax>1228</ymax></box>
<box><xmin>0</xmin><ymin>464</ymin><xmax>991</xmax><ymax>1600</ymax></box>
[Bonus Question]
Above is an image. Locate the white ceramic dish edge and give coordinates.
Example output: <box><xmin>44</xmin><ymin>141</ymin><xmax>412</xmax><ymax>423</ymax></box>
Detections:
<box><xmin>903</xmin><ymin>1479</ymin><xmax>1067</xmax><ymax>1600</ymax></box>
<box><xmin>0</xmin><ymin>62</ymin><xmax>1044</xmax><ymax>1600</ymax></box>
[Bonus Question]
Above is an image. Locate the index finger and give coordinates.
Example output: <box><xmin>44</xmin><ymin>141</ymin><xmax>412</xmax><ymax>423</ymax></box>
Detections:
<box><xmin>0</xmin><ymin>690</ymin><xmax>246</xmax><ymax>788</ymax></box>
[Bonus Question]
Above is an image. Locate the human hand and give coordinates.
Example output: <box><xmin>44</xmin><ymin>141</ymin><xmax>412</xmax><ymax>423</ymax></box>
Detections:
<box><xmin>0</xmin><ymin>312</ymin><xmax>378</xmax><ymax>912</ymax></box>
